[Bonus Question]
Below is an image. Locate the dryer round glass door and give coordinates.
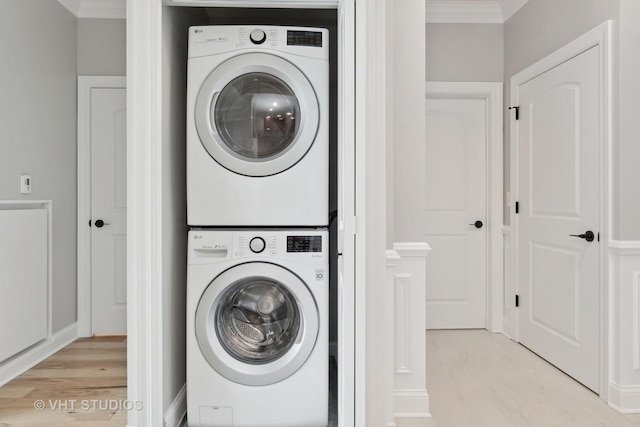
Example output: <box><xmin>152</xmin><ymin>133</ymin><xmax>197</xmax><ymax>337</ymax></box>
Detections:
<box><xmin>195</xmin><ymin>53</ymin><xmax>320</xmax><ymax>177</ymax></box>
<box><xmin>195</xmin><ymin>262</ymin><xmax>319</xmax><ymax>386</ymax></box>
<box><xmin>214</xmin><ymin>72</ymin><xmax>300</xmax><ymax>159</ymax></box>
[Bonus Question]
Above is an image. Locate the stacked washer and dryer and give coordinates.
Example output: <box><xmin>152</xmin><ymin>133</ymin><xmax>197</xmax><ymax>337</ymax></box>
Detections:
<box><xmin>186</xmin><ymin>25</ymin><xmax>330</xmax><ymax>427</ymax></box>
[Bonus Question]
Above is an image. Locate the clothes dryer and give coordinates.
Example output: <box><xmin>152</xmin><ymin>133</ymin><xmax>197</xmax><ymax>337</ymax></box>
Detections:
<box><xmin>187</xmin><ymin>25</ymin><xmax>329</xmax><ymax>226</ymax></box>
<box><xmin>187</xmin><ymin>229</ymin><xmax>328</xmax><ymax>427</ymax></box>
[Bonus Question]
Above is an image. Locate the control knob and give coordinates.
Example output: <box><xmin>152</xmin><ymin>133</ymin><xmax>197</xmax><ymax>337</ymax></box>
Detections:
<box><xmin>249</xmin><ymin>237</ymin><xmax>266</xmax><ymax>253</ymax></box>
<box><xmin>250</xmin><ymin>29</ymin><xmax>267</xmax><ymax>45</ymax></box>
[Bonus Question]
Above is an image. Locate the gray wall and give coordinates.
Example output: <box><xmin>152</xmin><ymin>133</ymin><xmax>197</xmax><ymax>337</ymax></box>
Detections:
<box><xmin>504</xmin><ymin>0</ymin><xmax>617</xmax><ymax>76</ymax></box>
<box><xmin>78</xmin><ymin>18</ymin><xmax>127</xmax><ymax>76</ymax></box>
<box><xmin>393</xmin><ymin>23</ymin><xmax>501</xmax><ymax>242</ymax></box>
<box><xmin>0</xmin><ymin>1</ymin><xmax>78</xmax><ymax>332</ymax></box>
<box><xmin>426</xmin><ymin>23</ymin><xmax>503</xmax><ymax>82</ymax></box>
<box><xmin>616</xmin><ymin>0</ymin><xmax>640</xmax><ymax>240</ymax></box>
<box><xmin>503</xmin><ymin>0</ymin><xmax>619</xmax><ymax>227</ymax></box>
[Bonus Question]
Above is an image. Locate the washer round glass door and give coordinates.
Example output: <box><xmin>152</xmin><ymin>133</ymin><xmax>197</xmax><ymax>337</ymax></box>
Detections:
<box><xmin>195</xmin><ymin>53</ymin><xmax>320</xmax><ymax>177</ymax></box>
<box><xmin>195</xmin><ymin>262</ymin><xmax>319</xmax><ymax>386</ymax></box>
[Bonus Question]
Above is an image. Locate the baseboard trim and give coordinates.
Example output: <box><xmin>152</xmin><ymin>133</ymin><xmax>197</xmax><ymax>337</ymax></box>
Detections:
<box><xmin>608</xmin><ymin>382</ymin><xmax>640</xmax><ymax>414</ymax></box>
<box><xmin>0</xmin><ymin>322</ymin><xmax>78</xmax><ymax>386</ymax></box>
<box><xmin>164</xmin><ymin>383</ymin><xmax>187</xmax><ymax>427</ymax></box>
<box><xmin>394</xmin><ymin>389</ymin><xmax>431</xmax><ymax>418</ymax></box>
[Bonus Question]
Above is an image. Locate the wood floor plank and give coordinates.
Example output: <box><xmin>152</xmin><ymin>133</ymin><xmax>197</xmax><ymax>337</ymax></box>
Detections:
<box><xmin>0</xmin><ymin>337</ymin><xmax>127</xmax><ymax>426</ymax></box>
<box><xmin>0</xmin><ymin>387</ymin><xmax>35</xmax><ymax>399</ymax></box>
<box><xmin>19</xmin><ymin>368</ymin><xmax>126</xmax><ymax>379</ymax></box>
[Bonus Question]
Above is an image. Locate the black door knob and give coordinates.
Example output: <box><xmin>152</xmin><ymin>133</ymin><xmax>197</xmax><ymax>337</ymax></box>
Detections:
<box><xmin>95</xmin><ymin>219</ymin><xmax>106</xmax><ymax>228</ymax></box>
<box><xmin>569</xmin><ymin>230</ymin><xmax>595</xmax><ymax>242</ymax></box>
<box><xmin>469</xmin><ymin>220</ymin><xmax>483</xmax><ymax>229</ymax></box>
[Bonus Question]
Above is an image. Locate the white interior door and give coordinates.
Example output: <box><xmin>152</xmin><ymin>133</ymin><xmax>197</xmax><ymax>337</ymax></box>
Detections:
<box><xmin>516</xmin><ymin>46</ymin><xmax>600</xmax><ymax>392</ymax></box>
<box><xmin>424</xmin><ymin>97</ymin><xmax>487</xmax><ymax>329</ymax></box>
<box><xmin>91</xmin><ymin>87</ymin><xmax>127</xmax><ymax>334</ymax></box>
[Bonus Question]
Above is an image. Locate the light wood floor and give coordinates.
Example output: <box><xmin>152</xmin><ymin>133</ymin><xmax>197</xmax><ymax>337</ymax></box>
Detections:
<box><xmin>397</xmin><ymin>330</ymin><xmax>640</xmax><ymax>427</ymax></box>
<box><xmin>4</xmin><ymin>332</ymin><xmax>639</xmax><ymax>426</ymax></box>
<box><xmin>0</xmin><ymin>337</ymin><xmax>127</xmax><ymax>427</ymax></box>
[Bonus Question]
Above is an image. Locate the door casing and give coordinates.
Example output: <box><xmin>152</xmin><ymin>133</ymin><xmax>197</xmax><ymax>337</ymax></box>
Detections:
<box><xmin>509</xmin><ymin>21</ymin><xmax>612</xmax><ymax>398</ymax></box>
<box><xmin>425</xmin><ymin>82</ymin><xmax>504</xmax><ymax>333</ymax></box>
<box><xmin>126</xmin><ymin>0</ymin><xmax>370</xmax><ymax>426</ymax></box>
<box><xmin>77</xmin><ymin>75</ymin><xmax>127</xmax><ymax>337</ymax></box>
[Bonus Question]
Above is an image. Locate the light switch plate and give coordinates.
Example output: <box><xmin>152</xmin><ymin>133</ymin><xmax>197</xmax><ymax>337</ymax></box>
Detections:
<box><xmin>20</xmin><ymin>175</ymin><xmax>32</xmax><ymax>194</ymax></box>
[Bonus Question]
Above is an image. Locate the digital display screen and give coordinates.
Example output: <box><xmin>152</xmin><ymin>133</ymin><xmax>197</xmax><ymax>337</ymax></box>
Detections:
<box><xmin>287</xmin><ymin>236</ymin><xmax>322</xmax><ymax>252</ymax></box>
<box><xmin>287</xmin><ymin>30</ymin><xmax>323</xmax><ymax>47</ymax></box>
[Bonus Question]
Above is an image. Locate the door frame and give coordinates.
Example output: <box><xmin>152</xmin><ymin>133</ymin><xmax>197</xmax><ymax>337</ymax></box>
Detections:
<box><xmin>127</xmin><ymin>0</ymin><xmax>375</xmax><ymax>426</ymax></box>
<box><xmin>77</xmin><ymin>75</ymin><xmax>127</xmax><ymax>338</ymax></box>
<box><xmin>509</xmin><ymin>21</ymin><xmax>612</xmax><ymax>397</ymax></box>
<box><xmin>425</xmin><ymin>81</ymin><xmax>504</xmax><ymax>332</ymax></box>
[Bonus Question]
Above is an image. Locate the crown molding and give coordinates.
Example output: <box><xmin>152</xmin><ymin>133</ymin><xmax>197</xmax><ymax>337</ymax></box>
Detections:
<box><xmin>499</xmin><ymin>0</ymin><xmax>530</xmax><ymax>21</ymax></box>
<box><xmin>426</xmin><ymin>0</ymin><xmax>503</xmax><ymax>23</ymax></box>
<box><xmin>425</xmin><ymin>0</ymin><xmax>530</xmax><ymax>24</ymax></box>
<box><xmin>57</xmin><ymin>0</ymin><xmax>126</xmax><ymax>19</ymax></box>
<box><xmin>56</xmin><ymin>0</ymin><xmax>82</xmax><ymax>16</ymax></box>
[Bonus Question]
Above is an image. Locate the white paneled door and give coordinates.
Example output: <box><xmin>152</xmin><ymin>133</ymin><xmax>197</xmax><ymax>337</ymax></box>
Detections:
<box><xmin>424</xmin><ymin>97</ymin><xmax>487</xmax><ymax>329</ymax></box>
<box><xmin>516</xmin><ymin>46</ymin><xmax>600</xmax><ymax>392</ymax></box>
<box><xmin>91</xmin><ymin>88</ymin><xmax>127</xmax><ymax>334</ymax></box>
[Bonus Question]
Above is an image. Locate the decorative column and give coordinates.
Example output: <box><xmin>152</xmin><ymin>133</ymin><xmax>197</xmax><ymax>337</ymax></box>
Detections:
<box><xmin>389</xmin><ymin>242</ymin><xmax>432</xmax><ymax>419</ymax></box>
<box><xmin>609</xmin><ymin>241</ymin><xmax>640</xmax><ymax>413</ymax></box>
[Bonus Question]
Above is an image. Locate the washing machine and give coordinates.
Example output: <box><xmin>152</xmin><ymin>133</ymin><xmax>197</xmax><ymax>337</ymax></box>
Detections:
<box><xmin>187</xmin><ymin>25</ymin><xmax>329</xmax><ymax>227</ymax></box>
<box><xmin>187</xmin><ymin>229</ymin><xmax>328</xmax><ymax>427</ymax></box>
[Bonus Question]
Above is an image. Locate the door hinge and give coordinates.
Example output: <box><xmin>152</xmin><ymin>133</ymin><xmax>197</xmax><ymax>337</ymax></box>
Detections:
<box><xmin>515</xmin><ymin>294</ymin><xmax>519</xmax><ymax>307</ymax></box>
<box><xmin>515</xmin><ymin>201</ymin><xmax>519</xmax><ymax>214</ymax></box>
<box><xmin>509</xmin><ymin>106</ymin><xmax>520</xmax><ymax>120</ymax></box>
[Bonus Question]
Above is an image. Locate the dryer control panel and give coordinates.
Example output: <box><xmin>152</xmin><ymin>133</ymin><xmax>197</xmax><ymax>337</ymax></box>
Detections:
<box><xmin>188</xmin><ymin>25</ymin><xmax>329</xmax><ymax>60</ymax></box>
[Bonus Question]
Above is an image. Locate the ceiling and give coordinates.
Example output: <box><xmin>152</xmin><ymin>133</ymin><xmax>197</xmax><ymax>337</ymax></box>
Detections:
<box><xmin>56</xmin><ymin>0</ymin><xmax>528</xmax><ymax>22</ymax></box>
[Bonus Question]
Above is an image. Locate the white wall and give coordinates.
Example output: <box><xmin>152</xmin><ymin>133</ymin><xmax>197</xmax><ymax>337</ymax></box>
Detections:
<box><xmin>78</xmin><ymin>18</ymin><xmax>127</xmax><ymax>76</ymax></box>
<box><xmin>425</xmin><ymin>23</ymin><xmax>503</xmax><ymax>82</ymax></box>
<box><xmin>0</xmin><ymin>1</ymin><xmax>77</xmax><ymax>333</ymax></box>
<box><xmin>385</xmin><ymin>0</ymin><xmax>395</xmax><ymax>246</ymax></box>
<box><xmin>392</xmin><ymin>1</ymin><xmax>427</xmax><ymax>243</ymax></box>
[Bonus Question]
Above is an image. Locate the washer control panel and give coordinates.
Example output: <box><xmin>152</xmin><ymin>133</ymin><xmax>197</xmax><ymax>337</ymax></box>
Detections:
<box><xmin>235</xmin><ymin>234</ymin><xmax>277</xmax><ymax>258</ymax></box>
<box><xmin>232</xmin><ymin>230</ymin><xmax>326</xmax><ymax>261</ymax></box>
<box><xmin>188</xmin><ymin>230</ymin><xmax>327</xmax><ymax>264</ymax></box>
